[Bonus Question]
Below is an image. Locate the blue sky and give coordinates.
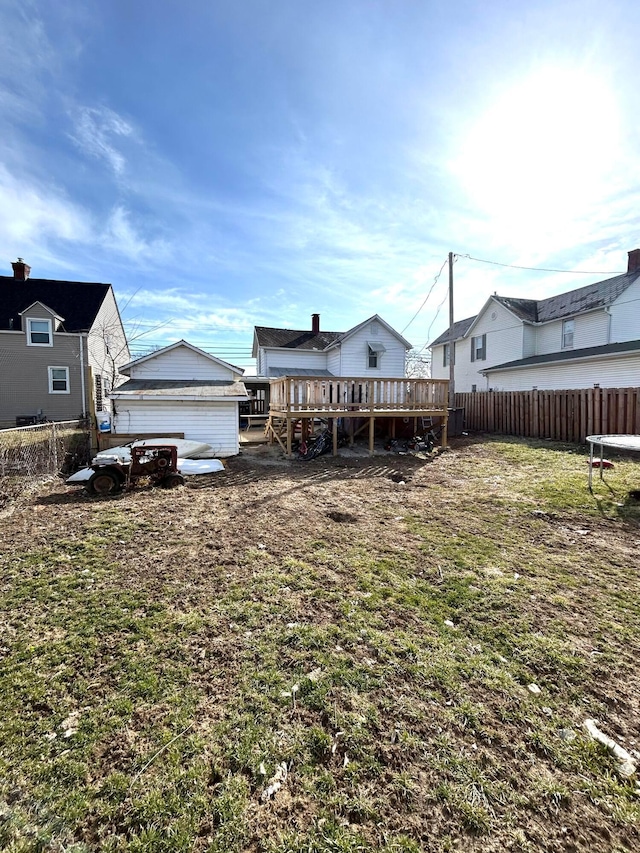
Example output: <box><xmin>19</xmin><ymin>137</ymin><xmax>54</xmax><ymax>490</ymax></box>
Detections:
<box><xmin>1</xmin><ymin>0</ymin><xmax>639</xmax><ymax>371</ymax></box>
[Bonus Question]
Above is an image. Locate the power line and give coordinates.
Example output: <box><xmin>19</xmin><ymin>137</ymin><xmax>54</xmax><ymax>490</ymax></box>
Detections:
<box><xmin>457</xmin><ymin>254</ymin><xmax>624</xmax><ymax>275</ymax></box>
<box><xmin>401</xmin><ymin>257</ymin><xmax>449</xmax><ymax>334</ymax></box>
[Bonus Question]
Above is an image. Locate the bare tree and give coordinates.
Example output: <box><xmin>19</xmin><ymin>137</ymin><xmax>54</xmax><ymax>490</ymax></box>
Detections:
<box><xmin>405</xmin><ymin>348</ymin><xmax>431</xmax><ymax>378</ymax></box>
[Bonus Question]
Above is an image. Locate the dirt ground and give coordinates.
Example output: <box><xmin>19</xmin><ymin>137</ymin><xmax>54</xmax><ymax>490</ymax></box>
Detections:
<box><xmin>1</xmin><ymin>436</ymin><xmax>639</xmax><ymax>852</ymax></box>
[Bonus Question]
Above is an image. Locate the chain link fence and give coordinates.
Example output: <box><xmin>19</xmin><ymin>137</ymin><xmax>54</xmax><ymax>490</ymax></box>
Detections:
<box><xmin>0</xmin><ymin>420</ymin><xmax>92</xmax><ymax>503</ymax></box>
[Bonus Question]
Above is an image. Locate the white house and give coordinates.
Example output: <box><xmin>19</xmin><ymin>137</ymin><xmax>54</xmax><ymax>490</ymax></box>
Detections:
<box><xmin>252</xmin><ymin>313</ymin><xmax>411</xmax><ymax>378</ymax></box>
<box><xmin>110</xmin><ymin>341</ymin><xmax>248</xmax><ymax>456</ymax></box>
<box><xmin>430</xmin><ymin>249</ymin><xmax>640</xmax><ymax>392</ymax></box>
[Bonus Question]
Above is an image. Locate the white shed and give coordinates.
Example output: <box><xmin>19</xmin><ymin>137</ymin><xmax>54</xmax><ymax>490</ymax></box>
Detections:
<box><xmin>110</xmin><ymin>341</ymin><xmax>248</xmax><ymax>456</ymax></box>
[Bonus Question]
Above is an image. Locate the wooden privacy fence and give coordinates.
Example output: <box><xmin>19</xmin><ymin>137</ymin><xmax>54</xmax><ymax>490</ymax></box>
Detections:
<box><xmin>455</xmin><ymin>387</ymin><xmax>640</xmax><ymax>444</ymax></box>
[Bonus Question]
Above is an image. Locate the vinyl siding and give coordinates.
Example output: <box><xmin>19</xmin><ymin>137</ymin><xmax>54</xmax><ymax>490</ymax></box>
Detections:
<box><xmin>610</xmin><ymin>277</ymin><xmax>640</xmax><ymax>342</ymax></box>
<box><xmin>338</xmin><ymin>321</ymin><xmax>406</xmax><ymax>377</ymax></box>
<box><xmin>432</xmin><ymin>301</ymin><xmax>525</xmax><ymax>392</ymax></box>
<box><xmin>327</xmin><ymin>348</ymin><xmax>341</xmax><ymax>376</ymax></box>
<box><xmin>0</xmin><ymin>330</ymin><xmax>88</xmax><ymax>425</ymax></box>
<box><xmin>129</xmin><ymin>347</ymin><xmax>240</xmax><ymax>381</ymax></box>
<box><xmin>112</xmin><ymin>399</ymin><xmax>240</xmax><ymax>455</ymax></box>
<box><xmin>87</xmin><ymin>287</ymin><xmax>130</xmax><ymax>398</ymax></box>
<box><xmin>262</xmin><ymin>348</ymin><xmax>329</xmax><ymax>375</ymax></box>
<box><xmin>535</xmin><ymin>310</ymin><xmax>609</xmax><ymax>355</ymax></box>
<box><xmin>487</xmin><ymin>353</ymin><xmax>640</xmax><ymax>391</ymax></box>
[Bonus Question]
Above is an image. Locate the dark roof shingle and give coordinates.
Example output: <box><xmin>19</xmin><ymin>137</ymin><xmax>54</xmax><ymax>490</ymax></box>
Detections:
<box><xmin>254</xmin><ymin>326</ymin><xmax>343</xmax><ymax>351</ymax></box>
<box><xmin>0</xmin><ymin>277</ymin><xmax>111</xmax><ymax>332</ymax></box>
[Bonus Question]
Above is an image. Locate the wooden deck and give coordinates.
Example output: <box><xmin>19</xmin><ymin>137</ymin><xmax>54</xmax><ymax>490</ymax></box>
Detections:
<box><xmin>266</xmin><ymin>376</ymin><xmax>449</xmax><ymax>456</ymax></box>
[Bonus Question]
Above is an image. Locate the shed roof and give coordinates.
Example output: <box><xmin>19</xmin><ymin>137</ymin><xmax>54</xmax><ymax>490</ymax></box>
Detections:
<box><xmin>111</xmin><ymin>379</ymin><xmax>248</xmax><ymax>400</ymax></box>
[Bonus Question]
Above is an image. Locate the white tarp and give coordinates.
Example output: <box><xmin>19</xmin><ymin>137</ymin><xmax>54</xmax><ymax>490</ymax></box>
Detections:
<box><xmin>66</xmin><ymin>456</ymin><xmax>224</xmax><ymax>484</ymax></box>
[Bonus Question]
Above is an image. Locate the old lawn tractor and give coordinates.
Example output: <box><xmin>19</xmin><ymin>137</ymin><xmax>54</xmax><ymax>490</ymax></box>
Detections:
<box><xmin>87</xmin><ymin>445</ymin><xmax>185</xmax><ymax>495</ymax></box>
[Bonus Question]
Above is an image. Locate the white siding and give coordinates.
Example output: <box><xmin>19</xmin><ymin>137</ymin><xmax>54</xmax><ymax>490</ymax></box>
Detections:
<box><xmin>327</xmin><ymin>348</ymin><xmax>341</xmax><ymax>376</ymax></box>
<box><xmin>338</xmin><ymin>321</ymin><xmax>406</xmax><ymax>377</ymax></box>
<box><xmin>610</xmin><ymin>277</ymin><xmax>640</xmax><ymax>342</ymax></box>
<box><xmin>113</xmin><ymin>399</ymin><xmax>240</xmax><ymax>455</ymax></box>
<box><xmin>87</xmin><ymin>288</ymin><xmax>130</xmax><ymax>393</ymax></box>
<box><xmin>432</xmin><ymin>300</ymin><xmax>525</xmax><ymax>393</ymax></box>
<box><xmin>535</xmin><ymin>310</ymin><xmax>609</xmax><ymax>355</ymax></box>
<box><xmin>487</xmin><ymin>353</ymin><xmax>640</xmax><ymax>391</ymax></box>
<box><xmin>130</xmin><ymin>346</ymin><xmax>239</xmax><ymax>381</ymax></box>
<box><xmin>262</xmin><ymin>348</ymin><xmax>329</xmax><ymax>375</ymax></box>
<box><xmin>523</xmin><ymin>325</ymin><xmax>536</xmax><ymax>357</ymax></box>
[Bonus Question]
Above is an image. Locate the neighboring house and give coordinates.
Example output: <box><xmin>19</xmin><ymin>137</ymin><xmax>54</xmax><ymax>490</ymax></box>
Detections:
<box><xmin>430</xmin><ymin>249</ymin><xmax>640</xmax><ymax>392</ymax></box>
<box><xmin>0</xmin><ymin>258</ymin><xmax>129</xmax><ymax>428</ymax></box>
<box><xmin>252</xmin><ymin>313</ymin><xmax>412</xmax><ymax>378</ymax></box>
<box><xmin>110</xmin><ymin>341</ymin><xmax>248</xmax><ymax>456</ymax></box>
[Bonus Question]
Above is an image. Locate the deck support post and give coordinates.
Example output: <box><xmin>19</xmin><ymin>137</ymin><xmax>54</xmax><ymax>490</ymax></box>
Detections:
<box><xmin>286</xmin><ymin>416</ymin><xmax>292</xmax><ymax>458</ymax></box>
<box><xmin>368</xmin><ymin>416</ymin><xmax>375</xmax><ymax>454</ymax></box>
<box><xmin>332</xmin><ymin>418</ymin><xmax>338</xmax><ymax>456</ymax></box>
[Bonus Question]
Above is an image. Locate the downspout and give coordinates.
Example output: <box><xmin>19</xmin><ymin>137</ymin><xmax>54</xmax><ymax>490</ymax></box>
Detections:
<box><xmin>79</xmin><ymin>333</ymin><xmax>87</xmax><ymax>417</ymax></box>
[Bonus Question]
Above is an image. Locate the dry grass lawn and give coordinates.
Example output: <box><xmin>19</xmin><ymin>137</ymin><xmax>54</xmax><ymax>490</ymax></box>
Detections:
<box><xmin>1</xmin><ymin>435</ymin><xmax>639</xmax><ymax>852</ymax></box>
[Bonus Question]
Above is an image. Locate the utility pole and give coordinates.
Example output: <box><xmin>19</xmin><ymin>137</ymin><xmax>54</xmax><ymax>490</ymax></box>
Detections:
<box><xmin>448</xmin><ymin>251</ymin><xmax>454</xmax><ymax>402</ymax></box>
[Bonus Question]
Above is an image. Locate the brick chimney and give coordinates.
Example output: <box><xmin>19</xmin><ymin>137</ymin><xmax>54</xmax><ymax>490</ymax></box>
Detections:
<box><xmin>11</xmin><ymin>258</ymin><xmax>31</xmax><ymax>280</ymax></box>
<box><xmin>311</xmin><ymin>313</ymin><xmax>320</xmax><ymax>334</ymax></box>
<box><xmin>627</xmin><ymin>249</ymin><xmax>640</xmax><ymax>275</ymax></box>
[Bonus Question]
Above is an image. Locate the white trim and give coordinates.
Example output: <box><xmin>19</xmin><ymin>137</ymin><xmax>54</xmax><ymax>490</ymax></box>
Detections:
<box><xmin>110</xmin><ymin>393</ymin><xmax>248</xmax><ymax>402</ymax></box>
<box><xmin>27</xmin><ymin>317</ymin><xmax>53</xmax><ymax>347</ymax></box>
<box><xmin>48</xmin><ymin>365</ymin><xmax>70</xmax><ymax>394</ymax></box>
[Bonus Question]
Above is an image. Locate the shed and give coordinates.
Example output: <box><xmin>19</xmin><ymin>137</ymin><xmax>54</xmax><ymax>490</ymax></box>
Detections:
<box><xmin>110</xmin><ymin>341</ymin><xmax>248</xmax><ymax>456</ymax></box>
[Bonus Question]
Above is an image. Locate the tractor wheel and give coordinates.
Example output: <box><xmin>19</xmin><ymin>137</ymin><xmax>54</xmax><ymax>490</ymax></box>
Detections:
<box><xmin>88</xmin><ymin>469</ymin><xmax>123</xmax><ymax>496</ymax></box>
<box><xmin>162</xmin><ymin>473</ymin><xmax>185</xmax><ymax>489</ymax></box>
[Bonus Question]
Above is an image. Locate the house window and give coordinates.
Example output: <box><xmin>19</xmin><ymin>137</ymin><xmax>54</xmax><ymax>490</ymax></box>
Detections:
<box><xmin>562</xmin><ymin>319</ymin><xmax>574</xmax><ymax>349</ymax></box>
<box><xmin>27</xmin><ymin>318</ymin><xmax>52</xmax><ymax>346</ymax></box>
<box><xmin>471</xmin><ymin>334</ymin><xmax>486</xmax><ymax>362</ymax></box>
<box><xmin>443</xmin><ymin>343</ymin><xmax>453</xmax><ymax>367</ymax></box>
<box><xmin>48</xmin><ymin>366</ymin><xmax>70</xmax><ymax>394</ymax></box>
<box><xmin>367</xmin><ymin>342</ymin><xmax>385</xmax><ymax>369</ymax></box>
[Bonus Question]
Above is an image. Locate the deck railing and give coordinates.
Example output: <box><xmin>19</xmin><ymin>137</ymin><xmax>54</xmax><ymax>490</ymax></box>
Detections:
<box><xmin>269</xmin><ymin>377</ymin><xmax>449</xmax><ymax>413</ymax></box>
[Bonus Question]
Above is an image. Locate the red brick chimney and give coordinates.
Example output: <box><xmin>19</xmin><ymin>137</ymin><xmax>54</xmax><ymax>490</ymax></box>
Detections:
<box><xmin>311</xmin><ymin>313</ymin><xmax>320</xmax><ymax>334</ymax></box>
<box><xmin>11</xmin><ymin>258</ymin><xmax>31</xmax><ymax>280</ymax></box>
<box><xmin>627</xmin><ymin>249</ymin><xmax>640</xmax><ymax>275</ymax></box>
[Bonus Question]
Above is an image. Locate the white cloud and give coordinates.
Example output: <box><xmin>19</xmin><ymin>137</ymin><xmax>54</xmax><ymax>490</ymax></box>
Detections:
<box><xmin>0</xmin><ymin>162</ymin><xmax>92</xmax><ymax>254</ymax></box>
<box><xmin>101</xmin><ymin>205</ymin><xmax>170</xmax><ymax>262</ymax></box>
<box><xmin>70</xmin><ymin>106</ymin><xmax>135</xmax><ymax>176</ymax></box>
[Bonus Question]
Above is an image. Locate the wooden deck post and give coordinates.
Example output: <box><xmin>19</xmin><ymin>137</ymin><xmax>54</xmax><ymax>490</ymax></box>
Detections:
<box><xmin>369</xmin><ymin>416</ymin><xmax>375</xmax><ymax>454</ymax></box>
<box><xmin>332</xmin><ymin>418</ymin><xmax>338</xmax><ymax>456</ymax></box>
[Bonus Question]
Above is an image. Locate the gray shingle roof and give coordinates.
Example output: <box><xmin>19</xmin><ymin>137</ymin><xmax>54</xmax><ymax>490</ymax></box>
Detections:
<box><xmin>536</xmin><ymin>272</ymin><xmax>637</xmax><ymax>322</ymax></box>
<box><xmin>430</xmin><ymin>271</ymin><xmax>639</xmax><ymax>345</ymax></box>
<box><xmin>254</xmin><ymin>326</ymin><xmax>343</xmax><ymax>351</ymax></box>
<box><xmin>483</xmin><ymin>339</ymin><xmax>640</xmax><ymax>372</ymax></box>
<box><xmin>492</xmin><ymin>296</ymin><xmax>538</xmax><ymax>322</ymax></box>
<box><xmin>267</xmin><ymin>367</ymin><xmax>335</xmax><ymax>377</ymax></box>
<box><xmin>429</xmin><ymin>316</ymin><xmax>476</xmax><ymax>347</ymax></box>
<box><xmin>112</xmin><ymin>379</ymin><xmax>248</xmax><ymax>398</ymax></box>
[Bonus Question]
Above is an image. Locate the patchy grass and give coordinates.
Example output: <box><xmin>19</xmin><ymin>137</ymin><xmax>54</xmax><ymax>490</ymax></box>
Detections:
<box><xmin>1</xmin><ymin>435</ymin><xmax>639</xmax><ymax>852</ymax></box>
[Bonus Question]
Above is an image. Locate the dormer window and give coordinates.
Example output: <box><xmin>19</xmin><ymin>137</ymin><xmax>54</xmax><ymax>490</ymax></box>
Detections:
<box><xmin>27</xmin><ymin>318</ymin><xmax>52</xmax><ymax>346</ymax></box>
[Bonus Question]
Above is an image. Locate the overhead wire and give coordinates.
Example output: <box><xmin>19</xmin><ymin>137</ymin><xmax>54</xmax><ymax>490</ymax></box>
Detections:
<box><xmin>401</xmin><ymin>256</ymin><xmax>449</xmax><ymax>334</ymax></box>
<box><xmin>457</xmin><ymin>254</ymin><xmax>624</xmax><ymax>275</ymax></box>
